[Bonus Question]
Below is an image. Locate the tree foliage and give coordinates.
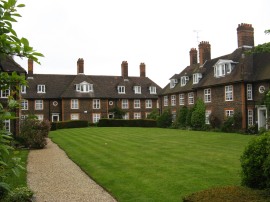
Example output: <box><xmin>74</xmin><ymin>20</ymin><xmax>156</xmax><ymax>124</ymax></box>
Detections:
<box><xmin>108</xmin><ymin>107</ymin><xmax>126</xmax><ymax>119</ymax></box>
<box><xmin>191</xmin><ymin>98</ymin><xmax>206</xmax><ymax>130</ymax></box>
<box><xmin>157</xmin><ymin>108</ymin><xmax>172</xmax><ymax>128</ymax></box>
<box><xmin>173</xmin><ymin>106</ymin><xmax>188</xmax><ymax>128</ymax></box>
<box><xmin>146</xmin><ymin>109</ymin><xmax>159</xmax><ymax>120</ymax></box>
<box><xmin>0</xmin><ymin>0</ymin><xmax>43</xmax><ymax>62</ymax></box>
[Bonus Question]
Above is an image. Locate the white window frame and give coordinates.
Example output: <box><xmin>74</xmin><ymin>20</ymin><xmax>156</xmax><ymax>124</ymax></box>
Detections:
<box><xmin>247</xmin><ymin>84</ymin><xmax>253</xmax><ymax>100</ymax></box>
<box><xmin>21</xmin><ymin>85</ymin><xmax>26</xmax><ymax>94</ymax></box>
<box><xmin>21</xmin><ymin>99</ymin><xmax>28</xmax><ymax>110</ymax></box>
<box><xmin>122</xmin><ymin>99</ymin><xmax>129</xmax><ymax>109</ymax></box>
<box><xmin>134</xmin><ymin>99</ymin><xmax>140</xmax><ymax>109</ymax></box>
<box><xmin>71</xmin><ymin>99</ymin><xmax>79</xmax><ymax>109</ymax></box>
<box><xmin>4</xmin><ymin>120</ymin><xmax>10</xmax><ymax>132</ymax></box>
<box><xmin>123</xmin><ymin>113</ymin><xmax>129</xmax><ymax>120</ymax></box>
<box><xmin>134</xmin><ymin>112</ymin><xmax>141</xmax><ymax>119</ymax></box>
<box><xmin>181</xmin><ymin>76</ymin><xmax>189</xmax><ymax>86</ymax></box>
<box><xmin>170</xmin><ymin>79</ymin><xmax>178</xmax><ymax>88</ymax></box>
<box><xmin>118</xmin><ymin>86</ymin><xmax>125</xmax><ymax>94</ymax></box>
<box><xmin>36</xmin><ymin>114</ymin><xmax>44</xmax><ymax>121</ymax></box>
<box><xmin>164</xmin><ymin>96</ymin><xmax>168</xmax><ymax>106</ymax></box>
<box><xmin>21</xmin><ymin>115</ymin><xmax>28</xmax><ymax>120</ymax></box>
<box><xmin>225</xmin><ymin>110</ymin><xmax>234</xmax><ymax>117</ymax></box>
<box><xmin>145</xmin><ymin>99</ymin><xmax>152</xmax><ymax>108</ymax></box>
<box><xmin>71</xmin><ymin>113</ymin><xmax>79</xmax><ymax>120</ymax></box>
<box><xmin>93</xmin><ymin>113</ymin><xmax>101</xmax><ymax>123</ymax></box>
<box><xmin>205</xmin><ymin>110</ymin><xmax>211</xmax><ymax>124</ymax></box>
<box><xmin>204</xmin><ymin>88</ymin><xmax>211</xmax><ymax>103</ymax></box>
<box><xmin>35</xmin><ymin>100</ymin><xmax>43</xmax><ymax>110</ymax></box>
<box><xmin>171</xmin><ymin>95</ymin><xmax>176</xmax><ymax>106</ymax></box>
<box><xmin>214</xmin><ymin>60</ymin><xmax>235</xmax><ymax>78</ymax></box>
<box><xmin>134</xmin><ymin>86</ymin><xmax>141</xmax><ymax>94</ymax></box>
<box><xmin>37</xmin><ymin>85</ymin><xmax>46</xmax><ymax>93</ymax></box>
<box><xmin>225</xmin><ymin>85</ymin><xmax>233</xmax><ymax>101</ymax></box>
<box><xmin>1</xmin><ymin>88</ymin><xmax>10</xmax><ymax>98</ymax></box>
<box><xmin>248</xmin><ymin>109</ymin><xmax>253</xmax><ymax>126</ymax></box>
<box><xmin>188</xmin><ymin>92</ymin><xmax>194</xmax><ymax>105</ymax></box>
<box><xmin>193</xmin><ymin>73</ymin><xmax>202</xmax><ymax>84</ymax></box>
<box><xmin>93</xmin><ymin>99</ymin><xmax>100</xmax><ymax>109</ymax></box>
<box><xmin>179</xmin><ymin>94</ymin><xmax>185</xmax><ymax>105</ymax></box>
<box><xmin>149</xmin><ymin>86</ymin><xmax>156</xmax><ymax>94</ymax></box>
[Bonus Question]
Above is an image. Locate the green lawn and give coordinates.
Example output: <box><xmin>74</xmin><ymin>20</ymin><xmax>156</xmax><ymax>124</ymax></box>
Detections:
<box><xmin>49</xmin><ymin>127</ymin><xmax>254</xmax><ymax>202</ymax></box>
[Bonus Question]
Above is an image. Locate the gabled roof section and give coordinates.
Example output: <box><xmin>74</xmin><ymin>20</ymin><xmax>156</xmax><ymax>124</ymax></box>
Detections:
<box><xmin>0</xmin><ymin>56</ymin><xmax>26</xmax><ymax>74</ymax></box>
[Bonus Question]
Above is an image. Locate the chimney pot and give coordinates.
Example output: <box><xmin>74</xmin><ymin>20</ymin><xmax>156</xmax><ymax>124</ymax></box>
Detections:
<box><xmin>199</xmin><ymin>41</ymin><xmax>211</xmax><ymax>65</ymax></box>
<box><xmin>77</xmin><ymin>58</ymin><xmax>84</xmax><ymax>74</ymax></box>
<box><xmin>28</xmin><ymin>59</ymin><xmax>33</xmax><ymax>76</ymax></box>
<box><xmin>237</xmin><ymin>23</ymin><xmax>254</xmax><ymax>48</ymax></box>
<box><xmin>121</xmin><ymin>61</ymin><xmax>128</xmax><ymax>79</ymax></box>
<box><xmin>189</xmin><ymin>48</ymin><xmax>198</xmax><ymax>65</ymax></box>
<box><xmin>140</xmin><ymin>63</ymin><xmax>146</xmax><ymax>77</ymax></box>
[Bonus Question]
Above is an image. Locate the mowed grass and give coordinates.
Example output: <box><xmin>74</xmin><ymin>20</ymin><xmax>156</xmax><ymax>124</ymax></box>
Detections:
<box><xmin>49</xmin><ymin>127</ymin><xmax>254</xmax><ymax>202</ymax></box>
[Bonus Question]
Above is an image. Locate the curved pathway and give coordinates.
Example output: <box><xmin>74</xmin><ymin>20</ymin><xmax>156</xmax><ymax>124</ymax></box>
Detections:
<box><xmin>27</xmin><ymin>138</ymin><xmax>117</xmax><ymax>202</ymax></box>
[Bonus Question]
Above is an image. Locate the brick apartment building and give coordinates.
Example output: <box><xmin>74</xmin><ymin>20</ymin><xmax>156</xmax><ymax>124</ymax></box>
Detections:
<box><xmin>20</xmin><ymin>60</ymin><xmax>162</xmax><ymax>125</ymax></box>
<box><xmin>160</xmin><ymin>23</ymin><xmax>270</xmax><ymax>130</ymax></box>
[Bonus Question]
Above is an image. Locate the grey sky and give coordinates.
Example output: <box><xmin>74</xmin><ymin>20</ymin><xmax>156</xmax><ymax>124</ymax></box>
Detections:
<box><xmin>14</xmin><ymin>0</ymin><xmax>270</xmax><ymax>87</ymax></box>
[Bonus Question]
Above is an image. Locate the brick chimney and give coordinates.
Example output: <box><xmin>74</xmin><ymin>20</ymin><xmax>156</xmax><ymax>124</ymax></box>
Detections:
<box><xmin>140</xmin><ymin>63</ymin><xmax>146</xmax><ymax>77</ymax></box>
<box><xmin>189</xmin><ymin>48</ymin><xmax>198</xmax><ymax>65</ymax></box>
<box><xmin>77</xmin><ymin>58</ymin><xmax>84</xmax><ymax>74</ymax></box>
<box><xmin>28</xmin><ymin>59</ymin><xmax>33</xmax><ymax>76</ymax></box>
<box><xmin>121</xmin><ymin>61</ymin><xmax>128</xmax><ymax>79</ymax></box>
<box><xmin>237</xmin><ymin>23</ymin><xmax>254</xmax><ymax>48</ymax></box>
<box><xmin>199</xmin><ymin>41</ymin><xmax>211</xmax><ymax>65</ymax></box>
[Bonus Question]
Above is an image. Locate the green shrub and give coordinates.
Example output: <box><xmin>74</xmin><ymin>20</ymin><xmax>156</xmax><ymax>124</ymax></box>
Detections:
<box><xmin>173</xmin><ymin>106</ymin><xmax>188</xmax><ymax>128</ymax></box>
<box><xmin>240</xmin><ymin>132</ymin><xmax>270</xmax><ymax>189</ymax></box>
<box><xmin>51</xmin><ymin>120</ymin><xmax>89</xmax><ymax>131</ymax></box>
<box><xmin>19</xmin><ymin>118</ymin><xmax>50</xmax><ymax>149</ymax></box>
<box><xmin>146</xmin><ymin>109</ymin><xmax>159</xmax><ymax>120</ymax></box>
<box><xmin>209</xmin><ymin>113</ymin><xmax>220</xmax><ymax>129</ymax></box>
<box><xmin>157</xmin><ymin>109</ymin><xmax>172</xmax><ymax>128</ymax></box>
<box><xmin>5</xmin><ymin>187</ymin><xmax>33</xmax><ymax>202</ymax></box>
<box><xmin>246</xmin><ymin>124</ymin><xmax>258</xmax><ymax>134</ymax></box>
<box><xmin>221</xmin><ymin>111</ymin><xmax>242</xmax><ymax>133</ymax></box>
<box><xmin>97</xmin><ymin>119</ymin><xmax>157</xmax><ymax>127</ymax></box>
<box><xmin>191</xmin><ymin>99</ymin><xmax>205</xmax><ymax>130</ymax></box>
<box><xmin>186</xmin><ymin>107</ymin><xmax>194</xmax><ymax>128</ymax></box>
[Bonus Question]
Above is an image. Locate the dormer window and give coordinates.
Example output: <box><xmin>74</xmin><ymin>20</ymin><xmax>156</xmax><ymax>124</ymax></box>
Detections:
<box><xmin>214</xmin><ymin>60</ymin><xmax>236</xmax><ymax>78</ymax></box>
<box><xmin>75</xmin><ymin>81</ymin><xmax>93</xmax><ymax>93</ymax></box>
<box><xmin>21</xmin><ymin>85</ymin><xmax>26</xmax><ymax>94</ymax></box>
<box><xmin>193</xmin><ymin>73</ymin><xmax>202</xmax><ymax>84</ymax></box>
<box><xmin>181</xmin><ymin>76</ymin><xmax>189</xmax><ymax>86</ymax></box>
<box><xmin>134</xmin><ymin>86</ymin><xmax>141</xmax><ymax>94</ymax></box>
<box><xmin>37</xmin><ymin>85</ymin><xmax>45</xmax><ymax>93</ymax></box>
<box><xmin>118</xmin><ymin>86</ymin><xmax>125</xmax><ymax>94</ymax></box>
<box><xmin>170</xmin><ymin>79</ymin><xmax>178</xmax><ymax>88</ymax></box>
<box><xmin>149</xmin><ymin>86</ymin><xmax>156</xmax><ymax>94</ymax></box>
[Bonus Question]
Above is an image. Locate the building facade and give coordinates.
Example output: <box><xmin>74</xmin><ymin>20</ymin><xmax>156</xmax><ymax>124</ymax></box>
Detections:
<box><xmin>21</xmin><ymin>59</ymin><xmax>161</xmax><ymax>124</ymax></box>
<box><xmin>160</xmin><ymin>23</ymin><xmax>270</xmax><ymax>130</ymax></box>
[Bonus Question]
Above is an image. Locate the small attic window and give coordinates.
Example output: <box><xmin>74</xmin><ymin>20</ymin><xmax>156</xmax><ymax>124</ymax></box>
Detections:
<box><xmin>170</xmin><ymin>79</ymin><xmax>178</xmax><ymax>88</ymax></box>
<box><xmin>118</xmin><ymin>86</ymin><xmax>125</xmax><ymax>94</ymax></box>
<box><xmin>133</xmin><ymin>86</ymin><xmax>141</xmax><ymax>94</ymax></box>
<box><xmin>193</xmin><ymin>73</ymin><xmax>202</xmax><ymax>84</ymax></box>
<box><xmin>149</xmin><ymin>86</ymin><xmax>156</xmax><ymax>94</ymax></box>
<box><xmin>76</xmin><ymin>81</ymin><xmax>93</xmax><ymax>93</ymax></box>
<box><xmin>214</xmin><ymin>60</ymin><xmax>236</xmax><ymax>78</ymax></box>
<box><xmin>181</xmin><ymin>76</ymin><xmax>189</xmax><ymax>86</ymax></box>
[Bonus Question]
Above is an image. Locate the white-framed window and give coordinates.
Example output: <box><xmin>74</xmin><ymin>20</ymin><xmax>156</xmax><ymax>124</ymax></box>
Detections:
<box><xmin>247</xmin><ymin>84</ymin><xmax>253</xmax><ymax>100</ymax></box>
<box><xmin>1</xmin><ymin>88</ymin><xmax>10</xmax><ymax>98</ymax></box>
<box><xmin>171</xmin><ymin>95</ymin><xmax>176</xmax><ymax>106</ymax></box>
<box><xmin>134</xmin><ymin>86</ymin><xmax>141</xmax><ymax>94</ymax></box>
<box><xmin>118</xmin><ymin>86</ymin><xmax>125</xmax><ymax>94</ymax></box>
<box><xmin>36</xmin><ymin>114</ymin><xmax>44</xmax><ymax>121</ymax></box>
<box><xmin>134</xmin><ymin>99</ymin><xmax>140</xmax><ymax>108</ymax></box>
<box><xmin>134</xmin><ymin>112</ymin><xmax>141</xmax><ymax>119</ymax></box>
<box><xmin>214</xmin><ymin>60</ymin><xmax>235</xmax><ymax>78</ymax></box>
<box><xmin>71</xmin><ymin>99</ymin><xmax>79</xmax><ymax>109</ymax></box>
<box><xmin>76</xmin><ymin>81</ymin><xmax>93</xmax><ymax>93</ymax></box>
<box><xmin>21</xmin><ymin>85</ymin><xmax>26</xmax><ymax>94</ymax></box>
<box><xmin>170</xmin><ymin>79</ymin><xmax>178</xmax><ymax>88</ymax></box>
<box><xmin>145</xmin><ymin>112</ymin><xmax>151</xmax><ymax>119</ymax></box>
<box><xmin>4</xmin><ymin>120</ymin><xmax>10</xmax><ymax>132</ymax></box>
<box><xmin>93</xmin><ymin>99</ymin><xmax>100</xmax><ymax>109</ymax></box>
<box><xmin>71</xmin><ymin>113</ymin><xmax>79</xmax><ymax>120</ymax></box>
<box><xmin>145</xmin><ymin>99</ymin><xmax>152</xmax><ymax>108</ymax></box>
<box><xmin>205</xmin><ymin>110</ymin><xmax>211</xmax><ymax>124</ymax></box>
<box><xmin>149</xmin><ymin>86</ymin><xmax>156</xmax><ymax>94</ymax></box>
<box><xmin>37</xmin><ymin>85</ymin><xmax>46</xmax><ymax>93</ymax></box>
<box><xmin>21</xmin><ymin>115</ymin><xmax>28</xmax><ymax>120</ymax></box>
<box><xmin>164</xmin><ymin>96</ymin><xmax>168</xmax><ymax>106</ymax></box>
<box><xmin>122</xmin><ymin>99</ymin><xmax>129</xmax><ymax>109</ymax></box>
<box><xmin>225</xmin><ymin>85</ymin><xmax>233</xmax><ymax>101</ymax></box>
<box><xmin>181</xmin><ymin>76</ymin><xmax>189</xmax><ymax>86</ymax></box>
<box><xmin>225</xmin><ymin>109</ymin><xmax>234</xmax><ymax>117</ymax></box>
<box><xmin>188</xmin><ymin>92</ymin><xmax>194</xmax><ymax>105</ymax></box>
<box><xmin>204</xmin><ymin>88</ymin><xmax>211</xmax><ymax>103</ymax></box>
<box><xmin>35</xmin><ymin>100</ymin><xmax>43</xmax><ymax>110</ymax></box>
<box><xmin>193</xmin><ymin>73</ymin><xmax>202</xmax><ymax>84</ymax></box>
<box><xmin>123</xmin><ymin>113</ymin><xmax>129</xmax><ymax>120</ymax></box>
<box><xmin>248</xmin><ymin>109</ymin><xmax>253</xmax><ymax>126</ymax></box>
<box><xmin>93</xmin><ymin>113</ymin><xmax>101</xmax><ymax>123</ymax></box>
<box><xmin>179</xmin><ymin>94</ymin><xmax>185</xmax><ymax>105</ymax></box>
<box><xmin>21</xmin><ymin>99</ymin><xmax>28</xmax><ymax>110</ymax></box>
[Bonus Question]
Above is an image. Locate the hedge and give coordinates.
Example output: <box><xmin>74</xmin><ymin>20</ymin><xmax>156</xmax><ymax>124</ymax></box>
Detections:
<box><xmin>51</xmin><ymin>120</ymin><xmax>89</xmax><ymax>131</ymax></box>
<box><xmin>97</xmin><ymin>119</ymin><xmax>157</xmax><ymax>127</ymax></box>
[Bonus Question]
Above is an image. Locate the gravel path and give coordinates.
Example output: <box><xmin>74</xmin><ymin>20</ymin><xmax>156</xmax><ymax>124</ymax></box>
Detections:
<box><xmin>27</xmin><ymin>138</ymin><xmax>117</xmax><ymax>202</ymax></box>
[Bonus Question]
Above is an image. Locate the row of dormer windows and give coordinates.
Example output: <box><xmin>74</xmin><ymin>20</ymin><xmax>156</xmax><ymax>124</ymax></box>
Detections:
<box><xmin>118</xmin><ymin>85</ymin><xmax>157</xmax><ymax>94</ymax></box>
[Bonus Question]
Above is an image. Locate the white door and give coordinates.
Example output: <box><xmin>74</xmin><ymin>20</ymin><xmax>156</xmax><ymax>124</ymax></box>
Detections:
<box><xmin>52</xmin><ymin>114</ymin><xmax>59</xmax><ymax>122</ymax></box>
<box><xmin>257</xmin><ymin>107</ymin><xmax>268</xmax><ymax>129</ymax></box>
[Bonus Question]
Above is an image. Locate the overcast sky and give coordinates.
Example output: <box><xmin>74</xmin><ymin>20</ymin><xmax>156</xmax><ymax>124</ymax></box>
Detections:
<box><xmin>13</xmin><ymin>0</ymin><xmax>270</xmax><ymax>88</ymax></box>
